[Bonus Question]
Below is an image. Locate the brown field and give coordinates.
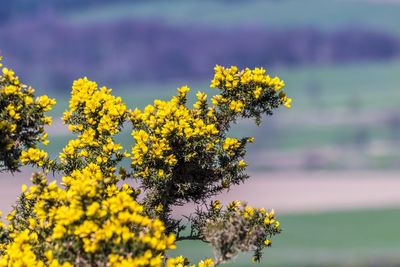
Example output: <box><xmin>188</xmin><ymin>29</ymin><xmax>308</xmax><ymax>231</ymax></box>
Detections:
<box><xmin>1</xmin><ymin>170</ymin><xmax>400</xmax><ymax>217</ymax></box>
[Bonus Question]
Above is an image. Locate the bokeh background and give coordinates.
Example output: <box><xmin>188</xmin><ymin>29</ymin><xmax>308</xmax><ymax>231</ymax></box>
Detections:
<box><xmin>1</xmin><ymin>0</ymin><xmax>400</xmax><ymax>266</ymax></box>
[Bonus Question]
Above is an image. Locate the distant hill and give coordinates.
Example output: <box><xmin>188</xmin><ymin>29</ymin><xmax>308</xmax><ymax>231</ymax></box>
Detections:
<box><xmin>0</xmin><ymin>15</ymin><xmax>399</xmax><ymax>91</ymax></box>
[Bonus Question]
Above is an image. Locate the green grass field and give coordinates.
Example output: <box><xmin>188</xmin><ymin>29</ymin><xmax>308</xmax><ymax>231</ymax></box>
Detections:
<box><xmin>65</xmin><ymin>0</ymin><xmax>400</xmax><ymax>35</ymax></box>
<box><xmin>168</xmin><ymin>208</ymin><xmax>400</xmax><ymax>267</ymax></box>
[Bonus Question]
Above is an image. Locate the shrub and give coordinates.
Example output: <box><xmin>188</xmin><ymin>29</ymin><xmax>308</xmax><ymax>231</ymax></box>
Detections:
<box><xmin>0</xmin><ymin>56</ymin><xmax>55</xmax><ymax>173</ymax></box>
<box><xmin>0</xmin><ymin>57</ymin><xmax>291</xmax><ymax>266</ymax></box>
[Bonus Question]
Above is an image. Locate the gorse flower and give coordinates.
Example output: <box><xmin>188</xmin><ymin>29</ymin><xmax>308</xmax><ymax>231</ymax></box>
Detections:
<box><xmin>0</xmin><ymin>59</ymin><xmax>290</xmax><ymax>266</ymax></box>
<box><xmin>20</xmin><ymin>148</ymin><xmax>48</xmax><ymax>167</ymax></box>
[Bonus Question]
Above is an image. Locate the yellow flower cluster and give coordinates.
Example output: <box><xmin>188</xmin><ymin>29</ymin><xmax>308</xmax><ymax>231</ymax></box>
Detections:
<box><xmin>0</xmin><ymin>230</ymin><xmax>45</xmax><ymax>267</ymax></box>
<box><xmin>210</xmin><ymin>65</ymin><xmax>292</xmax><ymax>111</ymax></box>
<box><xmin>1</xmin><ymin>164</ymin><xmax>176</xmax><ymax>266</ymax></box>
<box><xmin>1</xmin><ymin>71</ymin><xmax>178</xmax><ymax>265</ymax></box>
<box><xmin>166</xmin><ymin>256</ymin><xmax>214</xmax><ymax>267</ymax></box>
<box><xmin>65</xmin><ymin>77</ymin><xmax>127</xmax><ymax>135</ymax></box>
<box><xmin>222</xmin><ymin>138</ymin><xmax>241</xmax><ymax>156</ymax></box>
<box><xmin>279</xmin><ymin>91</ymin><xmax>292</xmax><ymax>108</ymax></box>
<box><xmin>107</xmin><ymin>251</ymin><xmax>163</xmax><ymax>267</ymax></box>
<box><xmin>130</xmin><ymin>86</ymin><xmax>220</xmax><ymax>179</ymax></box>
<box><xmin>228</xmin><ymin>100</ymin><xmax>244</xmax><ymax>112</ymax></box>
<box><xmin>211</xmin><ymin>65</ymin><xmax>284</xmax><ymax>91</ymax></box>
<box><xmin>0</xmin><ymin>212</ymin><xmax>5</xmax><ymax>250</ymax></box>
<box><xmin>35</xmin><ymin>95</ymin><xmax>56</xmax><ymax>112</ymax></box>
<box><xmin>59</xmin><ymin>77</ymin><xmax>129</xmax><ymax>174</ymax></box>
<box><xmin>20</xmin><ymin>147</ymin><xmax>48</xmax><ymax>167</ymax></box>
<box><xmin>0</xmin><ymin>56</ymin><xmax>54</xmax><ymax>171</ymax></box>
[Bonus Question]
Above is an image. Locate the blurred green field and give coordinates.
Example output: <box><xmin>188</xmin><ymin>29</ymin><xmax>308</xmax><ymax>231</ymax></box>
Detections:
<box><xmin>65</xmin><ymin>0</ymin><xmax>400</xmax><ymax>35</ymax></box>
<box><xmin>168</xmin><ymin>208</ymin><xmax>400</xmax><ymax>267</ymax></box>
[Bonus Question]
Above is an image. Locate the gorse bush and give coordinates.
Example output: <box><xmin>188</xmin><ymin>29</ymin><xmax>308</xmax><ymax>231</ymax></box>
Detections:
<box><xmin>0</xmin><ymin>56</ymin><xmax>291</xmax><ymax>267</ymax></box>
<box><xmin>0</xmin><ymin>56</ymin><xmax>55</xmax><ymax>172</ymax></box>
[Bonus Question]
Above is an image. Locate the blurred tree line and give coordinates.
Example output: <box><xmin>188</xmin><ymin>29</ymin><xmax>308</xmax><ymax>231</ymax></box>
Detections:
<box><xmin>0</xmin><ymin>15</ymin><xmax>399</xmax><ymax>92</ymax></box>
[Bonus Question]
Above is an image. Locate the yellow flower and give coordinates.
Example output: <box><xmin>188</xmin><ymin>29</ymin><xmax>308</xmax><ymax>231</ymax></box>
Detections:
<box><xmin>35</xmin><ymin>95</ymin><xmax>56</xmax><ymax>111</ymax></box>
<box><xmin>20</xmin><ymin>148</ymin><xmax>48</xmax><ymax>166</ymax></box>
<box><xmin>130</xmin><ymin>108</ymin><xmax>142</xmax><ymax>122</ymax></box>
<box><xmin>279</xmin><ymin>92</ymin><xmax>292</xmax><ymax>108</ymax></box>
<box><xmin>158</xmin><ymin>169</ymin><xmax>165</xmax><ymax>177</ymax></box>
<box><xmin>229</xmin><ymin>100</ymin><xmax>244</xmax><ymax>112</ymax></box>
<box><xmin>4</xmin><ymin>85</ymin><xmax>19</xmax><ymax>95</ymax></box>
<box><xmin>253</xmin><ymin>86</ymin><xmax>262</xmax><ymax>99</ymax></box>
<box><xmin>21</xmin><ymin>184</ymin><xmax>28</xmax><ymax>193</ymax></box>
<box><xmin>243</xmin><ymin>205</ymin><xmax>254</xmax><ymax>218</ymax></box>
<box><xmin>52</xmin><ymin>224</ymin><xmax>66</xmax><ymax>239</ymax></box>
<box><xmin>238</xmin><ymin>160</ymin><xmax>247</xmax><ymax>168</ymax></box>
<box><xmin>24</xmin><ymin>96</ymin><xmax>33</xmax><ymax>105</ymax></box>
<box><xmin>2</xmin><ymin>67</ymin><xmax>15</xmax><ymax>80</ymax></box>
<box><xmin>196</xmin><ymin>91</ymin><xmax>207</xmax><ymax>102</ymax></box>
<box><xmin>223</xmin><ymin>138</ymin><xmax>240</xmax><ymax>151</ymax></box>
<box><xmin>9</xmin><ymin>124</ymin><xmax>17</xmax><ymax>132</ymax></box>
<box><xmin>178</xmin><ymin>85</ymin><xmax>190</xmax><ymax>95</ymax></box>
<box><xmin>198</xmin><ymin>258</ymin><xmax>214</xmax><ymax>267</ymax></box>
<box><xmin>155</xmin><ymin>204</ymin><xmax>164</xmax><ymax>213</ymax></box>
<box><xmin>283</xmin><ymin>97</ymin><xmax>292</xmax><ymax>108</ymax></box>
<box><xmin>211</xmin><ymin>200</ymin><xmax>221</xmax><ymax>209</ymax></box>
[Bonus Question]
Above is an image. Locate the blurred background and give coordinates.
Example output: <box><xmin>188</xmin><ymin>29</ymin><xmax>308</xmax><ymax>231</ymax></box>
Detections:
<box><xmin>1</xmin><ymin>0</ymin><xmax>400</xmax><ymax>266</ymax></box>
